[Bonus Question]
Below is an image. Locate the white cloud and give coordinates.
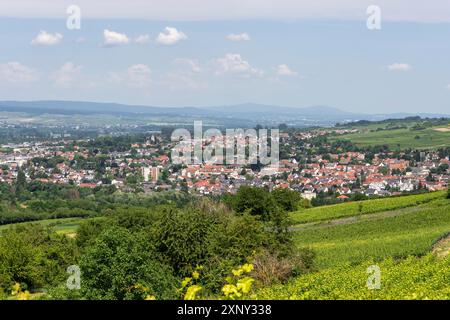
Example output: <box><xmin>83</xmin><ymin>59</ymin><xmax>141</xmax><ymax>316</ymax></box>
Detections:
<box><xmin>277</xmin><ymin>64</ymin><xmax>298</xmax><ymax>76</ymax></box>
<box><xmin>31</xmin><ymin>30</ymin><xmax>62</xmax><ymax>46</ymax></box>
<box><xmin>52</xmin><ymin>62</ymin><xmax>83</xmax><ymax>88</ymax></box>
<box><xmin>102</xmin><ymin>29</ymin><xmax>130</xmax><ymax>47</ymax></box>
<box><xmin>156</xmin><ymin>27</ymin><xmax>187</xmax><ymax>45</ymax></box>
<box><xmin>215</xmin><ymin>53</ymin><xmax>263</xmax><ymax>77</ymax></box>
<box><xmin>447</xmin><ymin>84</ymin><xmax>450</xmax><ymax>90</ymax></box>
<box><xmin>388</xmin><ymin>63</ymin><xmax>412</xmax><ymax>72</ymax></box>
<box><xmin>227</xmin><ymin>33</ymin><xmax>250</xmax><ymax>42</ymax></box>
<box><xmin>135</xmin><ymin>34</ymin><xmax>150</xmax><ymax>44</ymax></box>
<box><xmin>110</xmin><ymin>64</ymin><xmax>152</xmax><ymax>88</ymax></box>
<box><xmin>173</xmin><ymin>58</ymin><xmax>201</xmax><ymax>73</ymax></box>
<box><xmin>0</xmin><ymin>62</ymin><xmax>38</xmax><ymax>83</ymax></box>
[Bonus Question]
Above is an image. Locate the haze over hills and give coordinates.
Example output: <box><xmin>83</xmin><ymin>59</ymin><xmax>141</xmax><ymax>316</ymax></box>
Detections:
<box><xmin>0</xmin><ymin>100</ymin><xmax>448</xmax><ymax>128</ymax></box>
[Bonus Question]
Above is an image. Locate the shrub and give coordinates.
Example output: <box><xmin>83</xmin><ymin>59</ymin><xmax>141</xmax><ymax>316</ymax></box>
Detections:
<box><xmin>203</xmin><ymin>213</ymin><xmax>267</xmax><ymax>291</ymax></box>
<box><xmin>251</xmin><ymin>248</ymin><xmax>315</xmax><ymax>286</ymax></box>
<box><xmin>153</xmin><ymin>207</ymin><xmax>218</xmax><ymax>275</ymax></box>
<box><xmin>80</xmin><ymin>227</ymin><xmax>177</xmax><ymax>300</ymax></box>
<box><xmin>0</xmin><ymin>224</ymin><xmax>78</xmax><ymax>292</ymax></box>
<box><xmin>75</xmin><ymin>218</ymin><xmax>108</xmax><ymax>249</ymax></box>
<box><xmin>252</xmin><ymin>251</ymin><xmax>293</xmax><ymax>286</ymax></box>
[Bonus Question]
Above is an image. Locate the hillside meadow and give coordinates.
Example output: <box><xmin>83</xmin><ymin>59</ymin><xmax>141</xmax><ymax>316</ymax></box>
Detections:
<box><xmin>329</xmin><ymin>125</ymin><xmax>450</xmax><ymax>150</ymax></box>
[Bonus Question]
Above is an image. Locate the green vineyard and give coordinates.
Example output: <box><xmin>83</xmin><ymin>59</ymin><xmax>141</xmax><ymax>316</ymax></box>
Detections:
<box><xmin>256</xmin><ymin>190</ymin><xmax>450</xmax><ymax>299</ymax></box>
<box><xmin>257</xmin><ymin>254</ymin><xmax>450</xmax><ymax>300</ymax></box>
<box><xmin>290</xmin><ymin>191</ymin><xmax>445</xmax><ymax>224</ymax></box>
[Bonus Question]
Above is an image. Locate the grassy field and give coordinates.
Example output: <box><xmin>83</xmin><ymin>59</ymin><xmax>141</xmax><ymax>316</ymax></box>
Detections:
<box><xmin>329</xmin><ymin>125</ymin><xmax>450</xmax><ymax>149</ymax></box>
<box><xmin>293</xmin><ymin>194</ymin><xmax>450</xmax><ymax>270</ymax></box>
<box><xmin>0</xmin><ymin>217</ymin><xmax>83</xmax><ymax>235</ymax></box>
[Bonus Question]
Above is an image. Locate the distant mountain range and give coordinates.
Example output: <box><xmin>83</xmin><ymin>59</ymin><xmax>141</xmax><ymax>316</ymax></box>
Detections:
<box><xmin>0</xmin><ymin>100</ymin><xmax>448</xmax><ymax>127</ymax></box>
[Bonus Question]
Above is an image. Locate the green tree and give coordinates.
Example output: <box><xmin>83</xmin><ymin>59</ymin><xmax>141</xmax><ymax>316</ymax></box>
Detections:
<box><xmin>229</xmin><ymin>186</ymin><xmax>279</xmax><ymax>222</ymax></box>
<box><xmin>272</xmin><ymin>188</ymin><xmax>301</xmax><ymax>212</ymax></box>
<box><xmin>80</xmin><ymin>227</ymin><xmax>177</xmax><ymax>300</ymax></box>
<box><xmin>154</xmin><ymin>208</ymin><xmax>217</xmax><ymax>275</ymax></box>
<box><xmin>14</xmin><ymin>170</ymin><xmax>27</xmax><ymax>197</ymax></box>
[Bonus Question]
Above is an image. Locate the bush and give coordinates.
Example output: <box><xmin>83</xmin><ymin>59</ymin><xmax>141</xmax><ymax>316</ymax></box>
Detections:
<box><xmin>251</xmin><ymin>248</ymin><xmax>315</xmax><ymax>286</ymax></box>
<box><xmin>80</xmin><ymin>227</ymin><xmax>177</xmax><ymax>300</ymax></box>
<box><xmin>226</xmin><ymin>186</ymin><xmax>294</xmax><ymax>254</ymax></box>
<box><xmin>75</xmin><ymin>218</ymin><xmax>108</xmax><ymax>250</ymax></box>
<box><xmin>251</xmin><ymin>251</ymin><xmax>293</xmax><ymax>286</ymax></box>
<box><xmin>203</xmin><ymin>213</ymin><xmax>267</xmax><ymax>291</ymax></box>
<box><xmin>0</xmin><ymin>224</ymin><xmax>78</xmax><ymax>292</ymax></box>
<box><xmin>153</xmin><ymin>207</ymin><xmax>218</xmax><ymax>275</ymax></box>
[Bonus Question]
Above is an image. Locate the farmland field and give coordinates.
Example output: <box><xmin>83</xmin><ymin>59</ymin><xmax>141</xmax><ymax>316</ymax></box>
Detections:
<box><xmin>328</xmin><ymin>125</ymin><xmax>450</xmax><ymax>149</ymax></box>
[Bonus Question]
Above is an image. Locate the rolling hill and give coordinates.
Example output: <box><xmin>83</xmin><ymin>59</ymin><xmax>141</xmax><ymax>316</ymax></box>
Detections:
<box><xmin>0</xmin><ymin>100</ymin><xmax>448</xmax><ymax>128</ymax></box>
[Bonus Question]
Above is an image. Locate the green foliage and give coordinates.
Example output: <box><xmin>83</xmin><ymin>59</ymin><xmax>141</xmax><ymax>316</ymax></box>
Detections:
<box><xmin>0</xmin><ymin>224</ymin><xmax>78</xmax><ymax>292</ymax></box>
<box><xmin>226</xmin><ymin>186</ymin><xmax>294</xmax><ymax>254</ymax></box>
<box><xmin>227</xmin><ymin>186</ymin><xmax>279</xmax><ymax>222</ymax></box>
<box><xmin>203</xmin><ymin>213</ymin><xmax>267</xmax><ymax>290</ymax></box>
<box><xmin>75</xmin><ymin>218</ymin><xmax>108</xmax><ymax>249</ymax></box>
<box><xmin>272</xmin><ymin>188</ymin><xmax>302</xmax><ymax>212</ymax></box>
<box><xmin>0</xmin><ymin>187</ymin><xmax>304</xmax><ymax>300</ymax></box>
<box><xmin>153</xmin><ymin>207</ymin><xmax>218</xmax><ymax>275</ymax></box>
<box><xmin>0</xmin><ymin>182</ymin><xmax>192</xmax><ymax>226</ymax></box>
<box><xmin>14</xmin><ymin>170</ymin><xmax>27</xmax><ymax>197</ymax></box>
<box><xmin>80</xmin><ymin>227</ymin><xmax>177</xmax><ymax>300</ymax></box>
<box><xmin>206</xmin><ymin>213</ymin><xmax>266</xmax><ymax>262</ymax></box>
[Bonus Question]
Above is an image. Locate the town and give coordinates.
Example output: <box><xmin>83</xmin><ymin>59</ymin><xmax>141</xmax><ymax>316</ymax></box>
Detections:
<box><xmin>1</xmin><ymin>126</ymin><xmax>448</xmax><ymax>205</ymax></box>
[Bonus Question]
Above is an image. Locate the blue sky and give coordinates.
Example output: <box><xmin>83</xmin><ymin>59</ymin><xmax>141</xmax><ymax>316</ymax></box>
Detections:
<box><xmin>0</xmin><ymin>1</ymin><xmax>450</xmax><ymax>114</ymax></box>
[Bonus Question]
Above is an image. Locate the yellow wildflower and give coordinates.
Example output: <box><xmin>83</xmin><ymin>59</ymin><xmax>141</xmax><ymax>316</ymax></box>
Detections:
<box><xmin>241</xmin><ymin>264</ymin><xmax>254</xmax><ymax>273</ymax></box>
<box><xmin>184</xmin><ymin>285</ymin><xmax>202</xmax><ymax>300</ymax></box>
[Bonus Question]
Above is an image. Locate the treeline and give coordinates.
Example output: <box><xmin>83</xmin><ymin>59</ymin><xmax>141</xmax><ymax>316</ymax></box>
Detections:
<box><xmin>75</xmin><ymin>133</ymin><xmax>150</xmax><ymax>153</ymax></box>
<box><xmin>0</xmin><ymin>181</ymin><xmax>192</xmax><ymax>226</ymax></box>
